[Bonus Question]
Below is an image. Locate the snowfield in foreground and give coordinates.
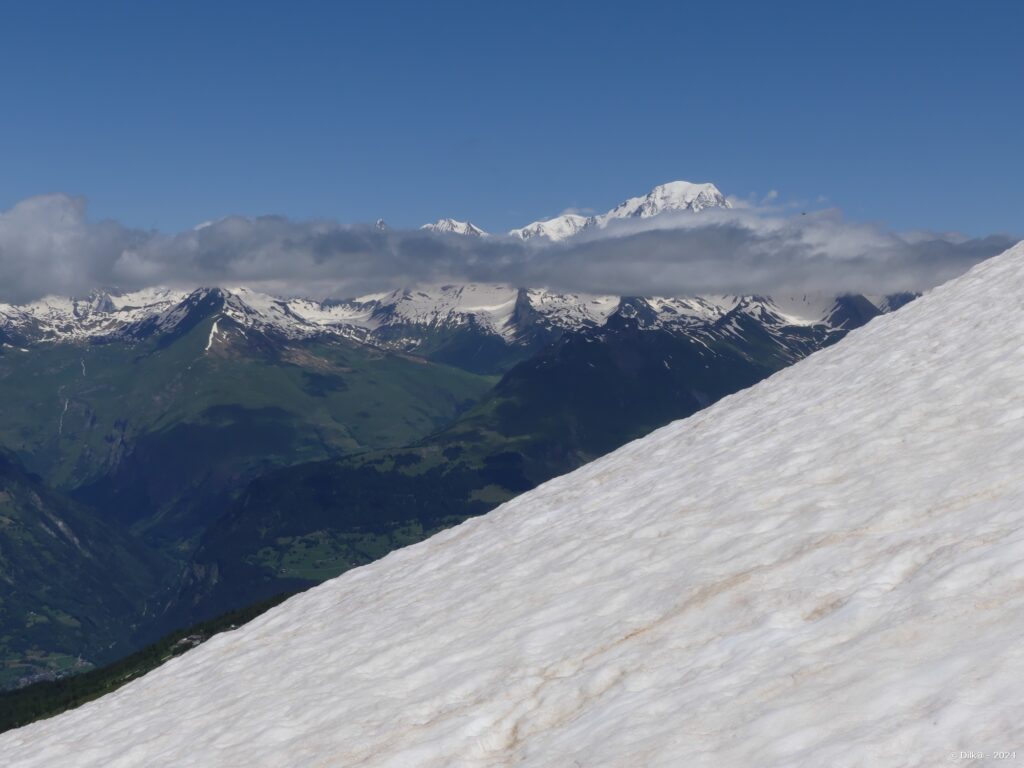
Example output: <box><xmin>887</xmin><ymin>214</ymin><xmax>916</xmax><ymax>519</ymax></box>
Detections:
<box><xmin>4</xmin><ymin>243</ymin><xmax>1024</xmax><ymax>767</ymax></box>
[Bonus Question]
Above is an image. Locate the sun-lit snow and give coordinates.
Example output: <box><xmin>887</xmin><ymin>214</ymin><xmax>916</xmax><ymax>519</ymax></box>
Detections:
<box><xmin>106</xmin><ymin>286</ymin><xmax>188</xmax><ymax>312</ymax></box>
<box><xmin>203</xmin><ymin>319</ymin><xmax>219</xmax><ymax>352</ymax></box>
<box><xmin>509</xmin><ymin>180</ymin><xmax>732</xmax><ymax>242</ymax></box>
<box><xmin>521</xmin><ymin>288</ymin><xmax>620</xmax><ymax>330</ymax></box>
<box><xmin>372</xmin><ymin>284</ymin><xmax>518</xmax><ymax>331</ymax></box>
<box><xmin>639</xmin><ymin>295</ymin><xmax>744</xmax><ymax>326</ymax></box>
<box><xmin>420</xmin><ymin>218</ymin><xmax>488</xmax><ymax>236</ymax></box>
<box><xmin>597</xmin><ymin>180</ymin><xmax>731</xmax><ymax>224</ymax></box>
<box><xmin>0</xmin><ymin>288</ymin><xmax>187</xmax><ymax>342</ymax></box>
<box><xmin>3</xmin><ymin>241</ymin><xmax>1022</xmax><ymax>767</ymax></box>
<box><xmin>0</xmin><ymin>281</ymin><xmax>901</xmax><ymax>355</ymax></box>
<box><xmin>509</xmin><ymin>213</ymin><xmax>596</xmax><ymax>241</ymax></box>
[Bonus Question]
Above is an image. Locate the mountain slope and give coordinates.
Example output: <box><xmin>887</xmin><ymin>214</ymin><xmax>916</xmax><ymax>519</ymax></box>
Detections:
<box><xmin>0</xmin><ymin>451</ymin><xmax>166</xmax><ymax>689</ymax></box>
<box><xmin>0</xmin><ymin>279</ymin><xmax>896</xmax><ymax>665</ymax></box>
<box><xmin>174</xmin><ymin>283</ymin><xmax>907</xmax><ymax>625</ymax></box>
<box><xmin>11</xmin><ymin>241</ymin><xmax>1018</xmax><ymax>765</ymax></box>
<box><xmin>0</xmin><ymin>299</ymin><xmax>492</xmax><ymax>546</ymax></box>
<box><xmin>173</xmin><ymin>304</ymin><xmax>860</xmax><ymax>624</ymax></box>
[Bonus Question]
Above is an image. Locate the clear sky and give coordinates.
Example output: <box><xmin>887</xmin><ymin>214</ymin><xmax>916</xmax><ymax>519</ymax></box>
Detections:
<box><xmin>1</xmin><ymin>0</ymin><xmax>1021</xmax><ymax>235</ymax></box>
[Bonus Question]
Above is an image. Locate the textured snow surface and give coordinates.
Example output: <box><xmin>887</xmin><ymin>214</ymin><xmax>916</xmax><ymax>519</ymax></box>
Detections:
<box><xmin>5</xmin><ymin>243</ymin><xmax>1024</xmax><ymax>767</ymax></box>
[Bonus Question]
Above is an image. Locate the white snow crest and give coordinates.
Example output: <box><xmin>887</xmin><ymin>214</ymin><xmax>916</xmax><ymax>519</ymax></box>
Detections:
<box><xmin>509</xmin><ymin>180</ymin><xmax>731</xmax><ymax>242</ymax></box>
<box><xmin>420</xmin><ymin>218</ymin><xmax>489</xmax><ymax>237</ymax></box>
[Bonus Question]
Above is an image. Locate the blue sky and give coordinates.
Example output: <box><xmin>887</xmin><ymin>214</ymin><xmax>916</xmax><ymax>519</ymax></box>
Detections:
<box><xmin>1</xmin><ymin>0</ymin><xmax>1021</xmax><ymax>235</ymax></box>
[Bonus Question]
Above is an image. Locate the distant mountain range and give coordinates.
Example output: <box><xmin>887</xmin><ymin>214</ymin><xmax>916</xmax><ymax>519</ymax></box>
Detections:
<box><xmin>0</xmin><ymin>179</ymin><xmax>917</xmax><ymax>687</ymax></box>
<box><xmin>0</xmin><ymin>181</ymin><xmax>914</xmax><ymax>377</ymax></box>
<box><xmin>1</xmin><ymin>283</ymin><xmax>914</xmax><ymax>376</ymax></box>
<box><xmin>420</xmin><ymin>179</ymin><xmax>731</xmax><ymax>241</ymax></box>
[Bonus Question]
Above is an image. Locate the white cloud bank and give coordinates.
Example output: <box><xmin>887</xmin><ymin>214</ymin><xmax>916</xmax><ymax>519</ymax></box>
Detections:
<box><xmin>0</xmin><ymin>193</ymin><xmax>1014</xmax><ymax>303</ymax></box>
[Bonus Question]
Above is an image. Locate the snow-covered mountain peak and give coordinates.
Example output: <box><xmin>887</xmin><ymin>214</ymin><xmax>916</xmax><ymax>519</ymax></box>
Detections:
<box><xmin>5</xmin><ymin>243</ymin><xmax>1021</xmax><ymax>765</ymax></box>
<box><xmin>600</xmin><ymin>180</ymin><xmax>730</xmax><ymax>223</ymax></box>
<box><xmin>106</xmin><ymin>286</ymin><xmax>186</xmax><ymax>311</ymax></box>
<box><xmin>509</xmin><ymin>212</ymin><xmax>596</xmax><ymax>242</ymax></box>
<box><xmin>420</xmin><ymin>218</ymin><xmax>488</xmax><ymax>236</ymax></box>
<box><xmin>0</xmin><ymin>279</ymin><xmax>908</xmax><ymax>352</ymax></box>
<box><xmin>508</xmin><ymin>180</ymin><xmax>731</xmax><ymax>241</ymax></box>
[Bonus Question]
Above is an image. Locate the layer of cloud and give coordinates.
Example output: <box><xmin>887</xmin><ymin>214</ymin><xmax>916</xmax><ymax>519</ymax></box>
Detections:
<box><xmin>0</xmin><ymin>193</ymin><xmax>1016</xmax><ymax>304</ymax></box>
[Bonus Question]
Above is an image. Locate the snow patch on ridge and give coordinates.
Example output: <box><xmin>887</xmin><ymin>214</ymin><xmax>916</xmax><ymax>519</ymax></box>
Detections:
<box><xmin>204</xmin><ymin>319</ymin><xmax>220</xmax><ymax>352</ymax></box>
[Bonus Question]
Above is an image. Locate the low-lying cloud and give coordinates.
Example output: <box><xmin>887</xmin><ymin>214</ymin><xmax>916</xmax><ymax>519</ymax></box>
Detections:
<box><xmin>0</xmin><ymin>193</ymin><xmax>1016</xmax><ymax>304</ymax></box>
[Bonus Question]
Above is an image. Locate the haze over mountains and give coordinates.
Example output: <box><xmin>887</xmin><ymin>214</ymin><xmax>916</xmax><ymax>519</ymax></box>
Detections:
<box><xmin>0</xmin><ymin>180</ymin><xmax>1010</xmax><ymax>308</ymax></box>
<box><xmin>1</xmin><ymin>180</ymin><xmax>912</xmax><ymax>370</ymax></box>
<box><xmin>3</xmin><ymin>236</ymin><xmax>1018</xmax><ymax>766</ymax></box>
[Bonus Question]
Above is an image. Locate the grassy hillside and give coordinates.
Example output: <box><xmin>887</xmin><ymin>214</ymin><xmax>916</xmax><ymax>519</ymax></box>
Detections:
<box><xmin>0</xmin><ymin>451</ymin><xmax>168</xmax><ymax>689</ymax></box>
<box><xmin>176</xmin><ymin>318</ymin><xmax>802</xmax><ymax>623</ymax></box>
<box><xmin>0</xmin><ymin>314</ymin><xmax>495</xmax><ymax>685</ymax></box>
<box><xmin>0</xmin><ymin>317</ymin><xmax>494</xmax><ymax>547</ymax></box>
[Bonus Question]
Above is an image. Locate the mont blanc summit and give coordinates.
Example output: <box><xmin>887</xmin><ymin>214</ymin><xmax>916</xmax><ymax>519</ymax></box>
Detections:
<box><xmin>3</xmin><ymin>242</ymin><xmax>1021</xmax><ymax>766</ymax></box>
<box><xmin>508</xmin><ymin>180</ymin><xmax>731</xmax><ymax>241</ymax></box>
